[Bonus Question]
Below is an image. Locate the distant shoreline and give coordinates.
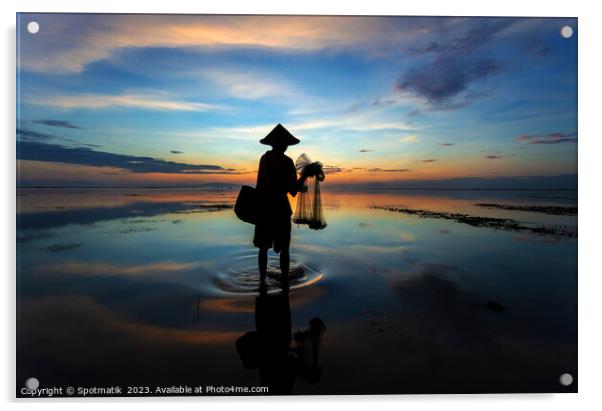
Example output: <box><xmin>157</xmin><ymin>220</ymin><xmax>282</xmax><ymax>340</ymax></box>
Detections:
<box><xmin>16</xmin><ymin>186</ymin><xmax>578</xmax><ymax>191</ymax></box>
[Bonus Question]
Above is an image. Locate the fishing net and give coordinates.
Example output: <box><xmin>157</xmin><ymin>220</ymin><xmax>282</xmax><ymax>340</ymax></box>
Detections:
<box><xmin>293</xmin><ymin>153</ymin><xmax>327</xmax><ymax>230</ymax></box>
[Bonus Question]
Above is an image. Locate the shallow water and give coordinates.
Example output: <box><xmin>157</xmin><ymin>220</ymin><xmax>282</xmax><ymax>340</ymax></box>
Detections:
<box><xmin>16</xmin><ymin>188</ymin><xmax>577</xmax><ymax>394</ymax></box>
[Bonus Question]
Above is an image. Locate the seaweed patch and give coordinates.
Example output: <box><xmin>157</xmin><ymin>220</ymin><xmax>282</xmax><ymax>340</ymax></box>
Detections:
<box><xmin>372</xmin><ymin>206</ymin><xmax>577</xmax><ymax>238</ymax></box>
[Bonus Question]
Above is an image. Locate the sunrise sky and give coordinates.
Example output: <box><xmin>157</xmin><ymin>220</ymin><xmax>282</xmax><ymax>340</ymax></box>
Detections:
<box><xmin>16</xmin><ymin>14</ymin><xmax>577</xmax><ymax>187</ymax></box>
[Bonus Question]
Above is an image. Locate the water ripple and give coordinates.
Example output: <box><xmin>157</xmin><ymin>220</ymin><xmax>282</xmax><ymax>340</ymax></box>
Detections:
<box><xmin>214</xmin><ymin>254</ymin><xmax>324</xmax><ymax>295</ymax></box>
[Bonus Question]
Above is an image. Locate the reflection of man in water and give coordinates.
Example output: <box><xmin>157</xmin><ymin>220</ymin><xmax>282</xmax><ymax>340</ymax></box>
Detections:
<box><xmin>254</xmin><ymin>124</ymin><xmax>308</xmax><ymax>281</ymax></box>
<box><xmin>236</xmin><ymin>281</ymin><xmax>326</xmax><ymax>394</ymax></box>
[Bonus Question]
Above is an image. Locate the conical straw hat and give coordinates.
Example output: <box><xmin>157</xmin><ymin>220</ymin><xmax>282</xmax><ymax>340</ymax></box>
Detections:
<box><xmin>259</xmin><ymin>123</ymin><xmax>300</xmax><ymax>146</ymax></box>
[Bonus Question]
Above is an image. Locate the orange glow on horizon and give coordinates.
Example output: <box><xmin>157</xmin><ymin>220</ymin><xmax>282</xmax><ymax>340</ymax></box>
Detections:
<box><xmin>18</xmin><ymin>153</ymin><xmax>568</xmax><ymax>187</ymax></box>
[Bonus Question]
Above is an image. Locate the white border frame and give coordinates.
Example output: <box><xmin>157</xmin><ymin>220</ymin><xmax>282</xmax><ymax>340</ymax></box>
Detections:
<box><xmin>3</xmin><ymin>1</ymin><xmax>600</xmax><ymax>410</ymax></box>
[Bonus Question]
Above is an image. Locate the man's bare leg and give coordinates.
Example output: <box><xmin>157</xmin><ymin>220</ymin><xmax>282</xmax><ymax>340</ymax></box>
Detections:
<box><xmin>258</xmin><ymin>247</ymin><xmax>268</xmax><ymax>279</ymax></box>
<box><xmin>280</xmin><ymin>249</ymin><xmax>290</xmax><ymax>291</ymax></box>
<box><xmin>280</xmin><ymin>249</ymin><xmax>290</xmax><ymax>276</ymax></box>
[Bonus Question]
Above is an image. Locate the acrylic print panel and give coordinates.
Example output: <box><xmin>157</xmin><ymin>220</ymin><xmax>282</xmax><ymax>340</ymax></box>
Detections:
<box><xmin>16</xmin><ymin>13</ymin><xmax>577</xmax><ymax>397</ymax></box>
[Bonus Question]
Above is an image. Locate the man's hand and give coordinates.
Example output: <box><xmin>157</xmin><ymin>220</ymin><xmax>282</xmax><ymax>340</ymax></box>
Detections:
<box><xmin>303</xmin><ymin>163</ymin><xmax>321</xmax><ymax>177</ymax></box>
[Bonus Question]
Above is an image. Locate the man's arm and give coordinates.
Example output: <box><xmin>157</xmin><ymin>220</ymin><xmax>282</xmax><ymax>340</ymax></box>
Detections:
<box><xmin>288</xmin><ymin>159</ymin><xmax>308</xmax><ymax>197</ymax></box>
<box><xmin>256</xmin><ymin>155</ymin><xmax>265</xmax><ymax>190</ymax></box>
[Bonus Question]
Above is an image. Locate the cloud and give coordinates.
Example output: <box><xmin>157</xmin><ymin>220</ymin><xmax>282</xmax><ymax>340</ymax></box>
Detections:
<box><xmin>33</xmin><ymin>119</ymin><xmax>83</xmax><ymax>129</ymax></box>
<box><xmin>42</xmin><ymin>242</ymin><xmax>84</xmax><ymax>253</ymax></box>
<box><xmin>399</xmin><ymin>232</ymin><xmax>416</xmax><ymax>242</ymax></box>
<box><xmin>19</xmin><ymin>14</ymin><xmax>442</xmax><ymax>73</ymax></box>
<box><xmin>518</xmin><ymin>131</ymin><xmax>577</xmax><ymax>145</ymax></box>
<box><xmin>358</xmin><ymin>149</ymin><xmax>375</xmax><ymax>153</ymax></box>
<box><xmin>18</xmin><ymin>141</ymin><xmax>236</xmax><ymax>174</ymax></box>
<box><xmin>170</xmin><ymin>150</ymin><xmax>183</xmax><ymax>154</ymax></box>
<box><xmin>199</xmin><ymin>117</ymin><xmax>414</xmax><ymax>142</ymax></box>
<box><xmin>198</xmin><ymin>69</ymin><xmax>298</xmax><ymax>100</ymax></box>
<box><xmin>440</xmin><ymin>142</ymin><xmax>455</xmax><ymax>146</ymax></box>
<box><xmin>396</xmin><ymin>20</ymin><xmax>512</xmax><ymax>108</ymax></box>
<box><xmin>399</xmin><ymin>59</ymin><xmax>499</xmax><ymax>105</ymax></box>
<box><xmin>417</xmin><ymin>159</ymin><xmax>437</xmax><ymax>163</ymax></box>
<box><xmin>482</xmin><ymin>150</ymin><xmax>513</xmax><ymax>160</ymax></box>
<box><xmin>400</xmin><ymin>135</ymin><xmax>418</xmax><ymax>143</ymax></box>
<box><xmin>28</xmin><ymin>92</ymin><xmax>223</xmax><ymax>112</ymax></box>
<box><xmin>370</xmin><ymin>97</ymin><xmax>396</xmax><ymax>107</ymax></box>
<box><xmin>518</xmin><ymin>36</ymin><xmax>552</xmax><ymax>58</ymax></box>
<box><xmin>345</xmin><ymin>122</ymin><xmax>414</xmax><ymax>132</ymax></box>
<box><xmin>322</xmin><ymin>165</ymin><xmax>344</xmax><ymax>174</ymax></box>
<box><xmin>18</xmin><ymin>127</ymin><xmax>101</xmax><ymax>148</ymax></box>
<box><xmin>17</xmin><ymin>128</ymin><xmax>55</xmax><ymax>142</ymax></box>
<box><xmin>367</xmin><ymin>168</ymin><xmax>411</xmax><ymax>173</ymax></box>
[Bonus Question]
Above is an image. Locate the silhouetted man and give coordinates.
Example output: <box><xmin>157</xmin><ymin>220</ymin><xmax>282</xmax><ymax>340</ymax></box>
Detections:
<box><xmin>254</xmin><ymin>124</ymin><xmax>308</xmax><ymax>280</ymax></box>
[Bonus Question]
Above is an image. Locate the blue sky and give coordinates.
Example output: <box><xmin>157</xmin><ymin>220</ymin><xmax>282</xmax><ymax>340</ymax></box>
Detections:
<box><xmin>16</xmin><ymin>14</ymin><xmax>577</xmax><ymax>186</ymax></box>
